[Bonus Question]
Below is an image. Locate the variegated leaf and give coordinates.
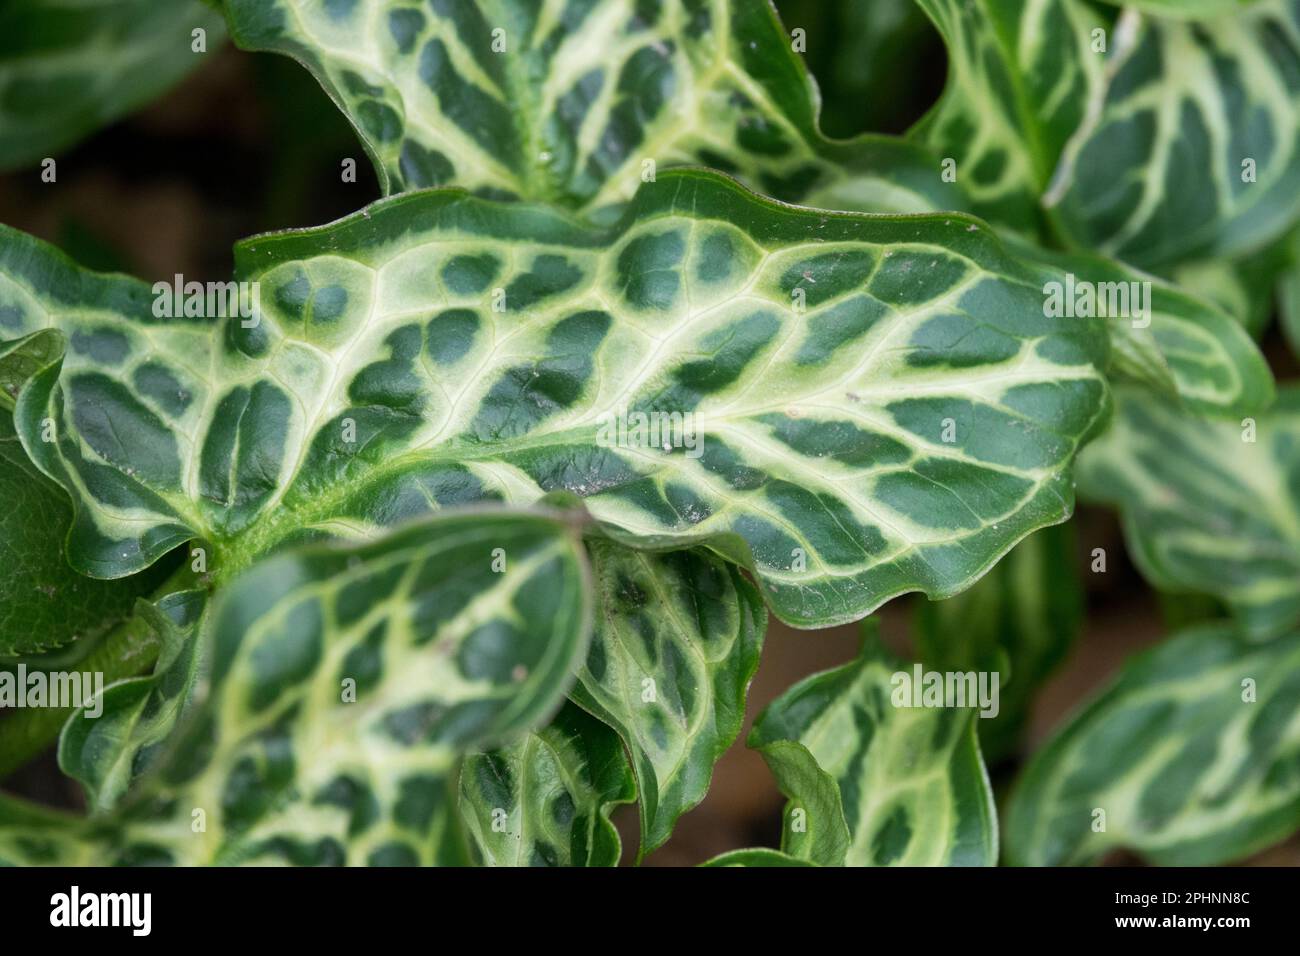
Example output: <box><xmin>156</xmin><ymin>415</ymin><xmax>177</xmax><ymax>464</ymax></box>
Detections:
<box><xmin>57</xmin><ymin>589</ymin><xmax>208</xmax><ymax>814</ymax></box>
<box><xmin>1008</xmin><ymin>238</ymin><xmax>1273</xmax><ymax>417</ymax></box>
<box><xmin>1006</xmin><ymin>625</ymin><xmax>1300</xmax><ymax>866</ymax></box>
<box><xmin>916</xmin><ymin>523</ymin><xmax>1081</xmax><ymax>762</ymax></box>
<box><xmin>1048</xmin><ymin>0</ymin><xmax>1300</xmax><ymax>269</ymax></box>
<box><xmin>912</xmin><ymin>0</ymin><xmax>1106</xmax><ymax>234</ymax></box>
<box><xmin>459</xmin><ymin>701</ymin><xmax>635</xmax><ymax>866</ymax></box>
<box><xmin>698</xmin><ymin>737</ymin><xmax>849</xmax><ymax>867</ymax></box>
<box><xmin>221</xmin><ymin>0</ymin><xmax>961</xmax><ymax>217</ymax></box>
<box><xmin>1</xmin><ymin>510</ymin><xmax>593</xmax><ymax>865</ymax></box>
<box><xmin>0</xmin><ymin>170</ymin><xmax>1110</xmax><ymax>629</ymax></box>
<box><xmin>0</xmin><ymin>0</ymin><xmax>225</xmax><ymax>170</ymax></box>
<box><xmin>854</xmin><ymin>1</ymin><xmax>1277</xmax><ymax>415</ymax></box>
<box><xmin>754</xmin><ymin>738</ymin><xmax>850</xmax><ymax>866</ymax></box>
<box><xmin>917</xmin><ymin>0</ymin><xmax>1300</xmax><ymax>271</ymax></box>
<box><xmin>572</xmin><ymin>541</ymin><xmax>763</xmax><ymax>858</ymax></box>
<box><xmin>1078</xmin><ymin>386</ymin><xmax>1300</xmax><ymax>640</ymax></box>
<box><xmin>749</xmin><ymin>630</ymin><xmax>998</xmax><ymax>866</ymax></box>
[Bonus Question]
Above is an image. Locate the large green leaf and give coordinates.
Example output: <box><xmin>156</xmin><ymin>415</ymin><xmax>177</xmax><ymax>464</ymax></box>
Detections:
<box><xmin>459</xmin><ymin>701</ymin><xmax>635</xmax><ymax>866</ymax></box>
<box><xmin>56</xmin><ymin>589</ymin><xmax>208</xmax><ymax>814</ymax></box>
<box><xmin>1078</xmin><ymin>386</ymin><xmax>1300</xmax><ymax>640</ymax></box>
<box><xmin>221</xmin><ymin>0</ymin><xmax>1286</xmax><ymax>429</ymax></box>
<box><xmin>916</xmin><ymin>0</ymin><xmax>1300</xmax><ymax>270</ymax></box>
<box><xmin>0</xmin><ymin>509</ymin><xmax>593</xmax><ymax>865</ymax></box>
<box><xmin>0</xmin><ymin>410</ymin><xmax>172</xmax><ymax>654</ymax></box>
<box><xmin>749</xmin><ymin>630</ymin><xmax>998</xmax><ymax>866</ymax></box>
<box><xmin>916</xmin><ymin>523</ymin><xmax>1081</xmax><ymax>762</ymax></box>
<box><xmin>1006</xmin><ymin>625</ymin><xmax>1300</xmax><ymax>866</ymax></box>
<box><xmin>0</xmin><ymin>0</ymin><xmax>225</xmax><ymax>170</ymax></box>
<box><xmin>0</xmin><ymin>170</ymin><xmax>1109</xmax><ymax>628</ymax></box>
<box><xmin>221</xmin><ymin>0</ymin><xmax>961</xmax><ymax>217</ymax></box>
<box><xmin>572</xmin><ymin>541</ymin><xmax>763</xmax><ymax>858</ymax></box>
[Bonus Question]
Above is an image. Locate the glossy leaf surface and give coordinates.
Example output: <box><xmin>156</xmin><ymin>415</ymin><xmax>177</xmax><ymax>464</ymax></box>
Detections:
<box><xmin>916</xmin><ymin>0</ymin><xmax>1300</xmax><ymax>270</ymax></box>
<box><xmin>459</xmin><ymin>701</ymin><xmax>635</xmax><ymax>867</ymax></box>
<box><xmin>0</xmin><ymin>171</ymin><xmax>1109</xmax><ymax>629</ymax></box>
<box><xmin>750</xmin><ymin>634</ymin><xmax>997</xmax><ymax>866</ymax></box>
<box><xmin>573</xmin><ymin>541</ymin><xmax>763</xmax><ymax>858</ymax></box>
<box><xmin>2</xmin><ymin>510</ymin><xmax>592</xmax><ymax>865</ymax></box>
<box><xmin>1009</xmin><ymin>239</ymin><xmax>1273</xmax><ymax>417</ymax></box>
<box><xmin>1048</xmin><ymin>0</ymin><xmax>1300</xmax><ymax>269</ymax></box>
<box><xmin>222</xmin><ymin>0</ymin><xmax>961</xmax><ymax>217</ymax></box>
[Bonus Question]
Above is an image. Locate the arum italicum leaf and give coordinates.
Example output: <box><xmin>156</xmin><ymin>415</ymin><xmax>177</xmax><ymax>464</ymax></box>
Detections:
<box><xmin>754</xmin><ymin>738</ymin><xmax>851</xmax><ymax>865</ymax></box>
<box><xmin>0</xmin><ymin>0</ymin><xmax>226</xmax><ymax>170</ymax></box>
<box><xmin>1078</xmin><ymin>386</ymin><xmax>1300</xmax><ymax>641</ymax></box>
<box><xmin>0</xmin><ymin>510</ymin><xmax>593</xmax><ymax>865</ymax></box>
<box><xmin>1006</xmin><ymin>625</ymin><xmax>1300</xmax><ymax>866</ymax></box>
<box><xmin>228</xmin><ymin>0</ymin><xmax>1269</xmax><ymax>420</ymax></box>
<box><xmin>915</xmin><ymin>0</ymin><xmax>1300</xmax><ymax>271</ymax></box>
<box><xmin>699</xmin><ymin>737</ymin><xmax>850</xmax><ymax>867</ymax></box>
<box><xmin>0</xmin><ymin>170</ymin><xmax>1110</xmax><ymax>629</ymax></box>
<box><xmin>907</xmin><ymin>0</ymin><xmax>1276</xmax><ymax>418</ymax></box>
<box><xmin>459</xmin><ymin>701</ymin><xmax>635</xmax><ymax>867</ymax></box>
<box><xmin>911</xmin><ymin>0</ymin><xmax>1108</xmax><ymax>235</ymax></box>
<box><xmin>221</xmin><ymin>0</ymin><xmax>962</xmax><ymax>217</ymax></box>
<box><xmin>750</xmin><ymin>631</ymin><xmax>998</xmax><ymax>866</ymax></box>
<box><xmin>572</xmin><ymin>541</ymin><xmax>763</xmax><ymax>858</ymax></box>
<box><xmin>1008</xmin><ymin>239</ymin><xmax>1274</xmax><ymax>417</ymax></box>
<box><xmin>56</xmin><ymin>589</ymin><xmax>208</xmax><ymax>814</ymax></box>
